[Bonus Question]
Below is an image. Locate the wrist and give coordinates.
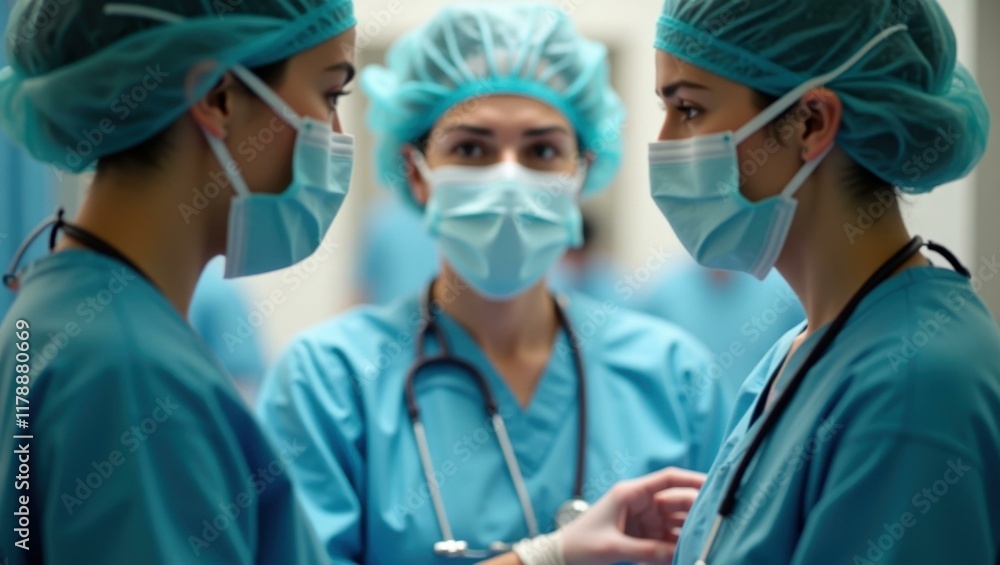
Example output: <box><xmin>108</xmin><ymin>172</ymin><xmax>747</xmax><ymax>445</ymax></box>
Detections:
<box><xmin>512</xmin><ymin>531</ymin><xmax>565</xmax><ymax>565</ymax></box>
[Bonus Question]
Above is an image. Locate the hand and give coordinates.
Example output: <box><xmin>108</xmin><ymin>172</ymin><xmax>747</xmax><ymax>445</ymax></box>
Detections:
<box><xmin>561</xmin><ymin>467</ymin><xmax>705</xmax><ymax>565</ymax></box>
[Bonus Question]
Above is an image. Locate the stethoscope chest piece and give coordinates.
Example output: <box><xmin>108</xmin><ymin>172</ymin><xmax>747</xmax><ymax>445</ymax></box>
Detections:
<box><xmin>433</xmin><ymin>540</ymin><xmax>469</xmax><ymax>557</ymax></box>
<box><xmin>554</xmin><ymin>497</ymin><xmax>590</xmax><ymax>528</ymax></box>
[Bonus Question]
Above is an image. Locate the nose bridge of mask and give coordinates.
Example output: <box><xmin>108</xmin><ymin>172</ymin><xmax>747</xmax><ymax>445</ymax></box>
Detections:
<box><xmin>732</xmin><ymin>24</ymin><xmax>909</xmax><ymax>147</ymax></box>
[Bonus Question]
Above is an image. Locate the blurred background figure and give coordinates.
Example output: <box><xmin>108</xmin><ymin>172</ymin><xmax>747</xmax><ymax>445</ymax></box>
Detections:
<box><xmin>547</xmin><ymin>213</ymin><xmax>626</xmax><ymax>306</ymax></box>
<box><xmin>0</xmin><ymin>3</ymin><xmax>54</xmax><ymax>318</ymax></box>
<box><xmin>639</xmin><ymin>265</ymin><xmax>805</xmax><ymax>406</ymax></box>
<box><xmin>189</xmin><ymin>257</ymin><xmax>267</xmax><ymax>404</ymax></box>
<box><xmin>355</xmin><ymin>195</ymin><xmax>437</xmax><ymax>305</ymax></box>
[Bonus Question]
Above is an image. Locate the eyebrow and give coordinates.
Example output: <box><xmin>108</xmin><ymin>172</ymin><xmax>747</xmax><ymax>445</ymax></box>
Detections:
<box><xmin>524</xmin><ymin>126</ymin><xmax>570</xmax><ymax>137</ymax></box>
<box><xmin>658</xmin><ymin>80</ymin><xmax>709</xmax><ymax>98</ymax></box>
<box><xmin>439</xmin><ymin>124</ymin><xmax>571</xmax><ymax>138</ymax></box>
<box><xmin>441</xmin><ymin>124</ymin><xmax>494</xmax><ymax>137</ymax></box>
<box><xmin>326</xmin><ymin>62</ymin><xmax>356</xmax><ymax>85</ymax></box>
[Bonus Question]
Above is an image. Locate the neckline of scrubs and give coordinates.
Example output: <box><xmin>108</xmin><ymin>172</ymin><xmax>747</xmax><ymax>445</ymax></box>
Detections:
<box><xmin>740</xmin><ymin>264</ymin><xmax>967</xmax><ymax>452</ymax></box>
<box><xmin>432</xmin><ymin>301</ymin><xmax>578</xmax><ymax>473</ymax></box>
<box><xmin>20</xmin><ymin>248</ymin><xmax>205</xmax><ymax>345</ymax></box>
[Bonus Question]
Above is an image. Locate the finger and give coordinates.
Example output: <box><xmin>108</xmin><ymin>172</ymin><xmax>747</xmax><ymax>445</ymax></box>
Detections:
<box><xmin>656</xmin><ymin>513</ymin><xmax>690</xmax><ymax>543</ymax></box>
<box><xmin>662</xmin><ymin>514</ymin><xmax>687</xmax><ymax>532</ymax></box>
<box><xmin>632</xmin><ymin>467</ymin><xmax>706</xmax><ymax>497</ymax></box>
<box><xmin>653</xmin><ymin>487</ymin><xmax>701</xmax><ymax>515</ymax></box>
<box><xmin>625</xmin><ymin>498</ymin><xmax>688</xmax><ymax>539</ymax></box>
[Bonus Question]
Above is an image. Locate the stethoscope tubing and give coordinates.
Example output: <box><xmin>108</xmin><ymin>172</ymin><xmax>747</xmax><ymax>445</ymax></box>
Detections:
<box><xmin>404</xmin><ymin>282</ymin><xmax>588</xmax><ymax>555</ymax></box>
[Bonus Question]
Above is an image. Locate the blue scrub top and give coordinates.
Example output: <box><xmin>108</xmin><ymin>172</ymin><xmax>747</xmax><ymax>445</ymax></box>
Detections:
<box><xmin>639</xmin><ymin>264</ymin><xmax>805</xmax><ymax>409</ymax></box>
<box><xmin>0</xmin><ymin>250</ymin><xmax>324</xmax><ymax>563</ymax></box>
<box><xmin>256</xmin><ymin>290</ymin><xmax>732</xmax><ymax>565</ymax></box>
<box><xmin>673</xmin><ymin>266</ymin><xmax>1000</xmax><ymax>565</ymax></box>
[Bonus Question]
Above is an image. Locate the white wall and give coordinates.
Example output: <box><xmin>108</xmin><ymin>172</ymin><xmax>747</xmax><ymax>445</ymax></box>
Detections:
<box><xmin>973</xmin><ymin>0</ymin><xmax>1000</xmax><ymax>319</ymax></box>
<box><xmin>903</xmin><ymin>0</ymin><xmax>977</xmax><ymax>266</ymax></box>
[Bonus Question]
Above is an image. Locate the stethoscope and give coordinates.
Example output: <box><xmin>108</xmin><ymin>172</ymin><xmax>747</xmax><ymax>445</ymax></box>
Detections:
<box><xmin>695</xmin><ymin>236</ymin><xmax>971</xmax><ymax>565</ymax></box>
<box><xmin>404</xmin><ymin>283</ymin><xmax>590</xmax><ymax>559</ymax></box>
<box><xmin>3</xmin><ymin>209</ymin><xmax>153</xmax><ymax>290</ymax></box>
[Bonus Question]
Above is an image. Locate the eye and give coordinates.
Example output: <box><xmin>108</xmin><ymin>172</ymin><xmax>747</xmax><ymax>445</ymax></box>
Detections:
<box><xmin>454</xmin><ymin>141</ymin><xmax>485</xmax><ymax>159</ymax></box>
<box><xmin>326</xmin><ymin>89</ymin><xmax>351</xmax><ymax>110</ymax></box>
<box><xmin>530</xmin><ymin>143</ymin><xmax>559</xmax><ymax>160</ymax></box>
<box><xmin>676</xmin><ymin>102</ymin><xmax>702</xmax><ymax>121</ymax></box>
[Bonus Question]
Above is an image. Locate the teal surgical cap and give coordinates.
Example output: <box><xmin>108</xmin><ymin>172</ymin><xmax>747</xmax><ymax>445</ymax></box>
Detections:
<box><xmin>0</xmin><ymin>0</ymin><xmax>355</xmax><ymax>171</ymax></box>
<box><xmin>655</xmin><ymin>0</ymin><xmax>990</xmax><ymax>194</ymax></box>
<box><xmin>361</xmin><ymin>3</ymin><xmax>625</xmax><ymax>209</ymax></box>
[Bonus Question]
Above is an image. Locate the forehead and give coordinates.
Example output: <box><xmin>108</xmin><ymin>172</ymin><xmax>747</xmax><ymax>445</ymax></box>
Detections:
<box><xmin>434</xmin><ymin>95</ymin><xmax>573</xmax><ymax>131</ymax></box>
<box><xmin>297</xmin><ymin>27</ymin><xmax>357</xmax><ymax>67</ymax></box>
<box><xmin>655</xmin><ymin>50</ymin><xmax>730</xmax><ymax>88</ymax></box>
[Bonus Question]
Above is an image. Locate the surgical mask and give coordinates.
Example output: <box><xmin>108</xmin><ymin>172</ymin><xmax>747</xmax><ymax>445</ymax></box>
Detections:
<box><xmin>414</xmin><ymin>153</ymin><xmax>585</xmax><ymax>300</ymax></box>
<box><xmin>648</xmin><ymin>25</ymin><xmax>905</xmax><ymax>280</ymax></box>
<box><xmin>99</xmin><ymin>4</ymin><xmax>355</xmax><ymax>279</ymax></box>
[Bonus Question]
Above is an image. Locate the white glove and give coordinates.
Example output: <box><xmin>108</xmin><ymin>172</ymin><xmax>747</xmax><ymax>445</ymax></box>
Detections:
<box><xmin>513</xmin><ymin>467</ymin><xmax>705</xmax><ymax>565</ymax></box>
<box><xmin>513</xmin><ymin>531</ymin><xmax>565</xmax><ymax>565</ymax></box>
